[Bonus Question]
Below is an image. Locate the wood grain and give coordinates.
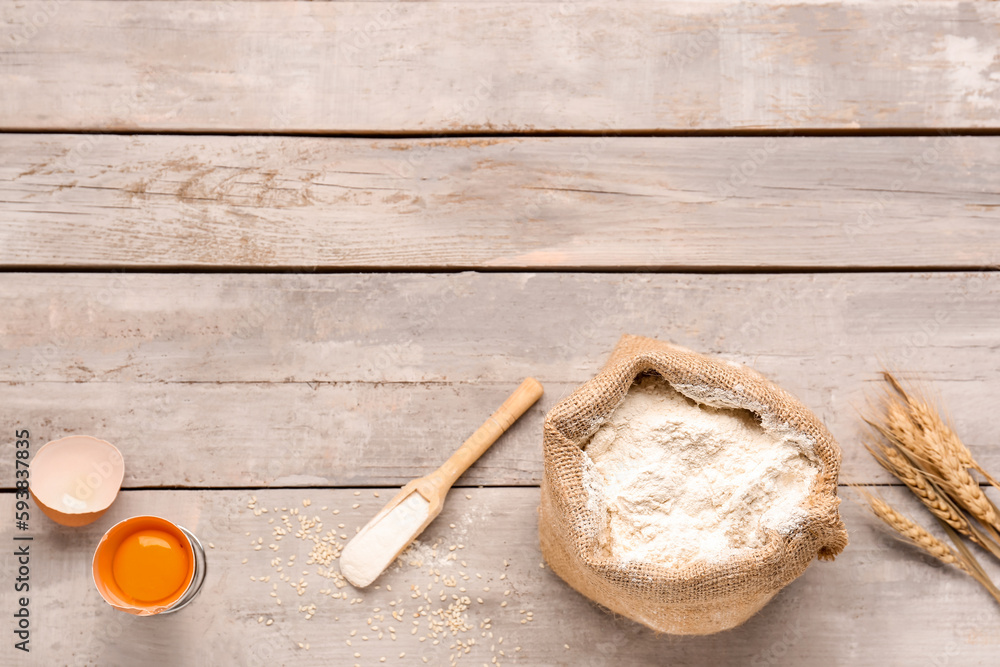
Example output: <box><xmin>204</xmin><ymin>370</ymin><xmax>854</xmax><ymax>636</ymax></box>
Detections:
<box><xmin>2</xmin><ymin>1</ymin><xmax>999</xmax><ymax>133</ymax></box>
<box><xmin>3</xmin><ymin>134</ymin><xmax>1000</xmax><ymax>269</ymax></box>
<box><xmin>3</xmin><ymin>272</ymin><xmax>1000</xmax><ymax>488</ymax></box>
<box><xmin>7</xmin><ymin>487</ymin><xmax>999</xmax><ymax>666</ymax></box>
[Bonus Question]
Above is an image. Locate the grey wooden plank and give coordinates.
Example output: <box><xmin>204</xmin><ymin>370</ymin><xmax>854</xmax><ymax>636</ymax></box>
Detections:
<box><xmin>0</xmin><ymin>379</ymin><xmax>994</xmax><ymax>489</ymax></box>
<box><xmin>1</xmin><ymin>381</ymin><xmax>560</xmax><ymax>489</ymax></box>
<box><xmin>7</xmin><ymin>487</ymin><xmax>1000</xmax><ymax>666</ymax></box>
<box><xmin>2</xmin><ymin>134</ymin><xmax>999</xmax><ymax>270</ymax></box>
<box><xmin>2</xmin><ymin>2</ymin><xmax>999</xmax><ymax>132</ymax></box>
<box><xmin>3</xmin><ymin>272</ymin><xmax>1000</xmax><ymax>487</ymax></box>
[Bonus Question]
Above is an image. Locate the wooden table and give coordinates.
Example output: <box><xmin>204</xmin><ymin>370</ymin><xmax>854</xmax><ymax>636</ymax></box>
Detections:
<box><xmin>2</xmin><ymin>0</ymin><xmax>999</xmax><ymax>664</ymax></box>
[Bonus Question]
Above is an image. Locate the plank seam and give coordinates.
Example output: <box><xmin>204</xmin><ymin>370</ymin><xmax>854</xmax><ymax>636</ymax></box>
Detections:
<box><xmin>1</xmin><ymin>267</ymin><xmax>999</xmax><ymax>275</ymax></box>
<box><xmin>4</xmin><ymin>129</ymin><xmax>1000</xmax><ymax>138</ymax></box>
<box><xmin>0</xmin><ymin>483</ymin><xmax>952</xmax><ymax>492</ymax></box>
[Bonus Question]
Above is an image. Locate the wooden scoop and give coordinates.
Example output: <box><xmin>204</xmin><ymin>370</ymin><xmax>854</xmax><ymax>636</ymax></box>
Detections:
<box><xmin>340</xmin><ymin>378</ymin><xmax>543</xmax><ymax>588</ymax></box>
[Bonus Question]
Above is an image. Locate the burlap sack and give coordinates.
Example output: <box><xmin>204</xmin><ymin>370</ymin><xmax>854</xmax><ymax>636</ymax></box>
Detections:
<box><xmin>539</xmin><ymin>334</ymin><xmax>847</xmax><ymax>635</ymax></box>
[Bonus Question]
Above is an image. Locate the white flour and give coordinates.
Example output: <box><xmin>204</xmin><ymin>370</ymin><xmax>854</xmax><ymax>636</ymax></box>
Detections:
<box><xmin>582</xmin><ymin>375</ymin><xmax>819</xmax><ymax>567</ymax></box>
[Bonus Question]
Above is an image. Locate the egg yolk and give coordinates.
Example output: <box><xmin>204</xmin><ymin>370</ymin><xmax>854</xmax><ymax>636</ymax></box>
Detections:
<box><xmin>112</xmin><ymin>529</ymin><xmax>190</xmax><ymax>603</ymax></box>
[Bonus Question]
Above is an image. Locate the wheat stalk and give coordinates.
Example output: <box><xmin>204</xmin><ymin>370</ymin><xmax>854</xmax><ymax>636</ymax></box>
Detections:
<box><xmin>866</xmin><ymin>437</ymin><xmax>1000</xmax><ymax>560</ymax></box>
<box><xmin>855</xmin><ymin>488</ymin><xmax>969</xmax><ymax>572</ymax></box>
<box><xmin>875</xmin><ymin>373</ymin><xmax>1000</xmax><ymax>533</ymax></box>
<box><xmin>858</xmin><ymin>370</ymin><xmax>1000</xmax><ymax>605</ymax></box>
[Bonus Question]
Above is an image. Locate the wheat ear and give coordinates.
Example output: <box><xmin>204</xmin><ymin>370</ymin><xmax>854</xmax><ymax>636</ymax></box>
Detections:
<box><xmin>855</xmin><ymin>488</ymin><xmax>970</xmax><ymax>573</ymax></box>
<box><xmin>865</xmin><ymin>440</ymin><xmax>971</xmax><ymax>535</ymax></box>
<box><xmin>920</xmin><ymin>428</ymin><xmax>1000</xmax><ymax>532</ymax></box>
<box><xmin>884</xmin><ymin>371</ymin><xmax>1000</xmax><ymax>490</ymax></box>
<box><xmin>877</xmin><ymin>382</ymin><xmax>1000</xmax><ymax>533</ymax></box>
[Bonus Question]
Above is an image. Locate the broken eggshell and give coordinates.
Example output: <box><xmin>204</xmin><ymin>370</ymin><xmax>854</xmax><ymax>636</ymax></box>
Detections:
<box><xmin>29</xmin><ymin>435</ymin><xmax>125</xmax><ymax>526</ymax></box>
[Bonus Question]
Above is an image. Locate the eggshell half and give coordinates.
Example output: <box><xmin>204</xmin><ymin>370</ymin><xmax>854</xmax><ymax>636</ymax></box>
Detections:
<box><xmin>29</xmin><ymin>435</ymin><xmax>125</xmax><ymax>527</ymax></box>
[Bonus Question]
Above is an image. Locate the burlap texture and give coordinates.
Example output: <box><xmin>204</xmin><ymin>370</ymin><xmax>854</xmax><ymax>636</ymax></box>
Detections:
<box><xmin>539</xmin><ymin>334</ymin><xmax>848</xmax><ymax>635</ymax></box>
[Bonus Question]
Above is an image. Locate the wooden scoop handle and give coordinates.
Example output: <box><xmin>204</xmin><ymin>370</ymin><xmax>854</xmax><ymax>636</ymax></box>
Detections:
<box><xmin>428</xmin><ymin>378</ymin><xmax>543</xmax><ymax>491</ymax></box>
